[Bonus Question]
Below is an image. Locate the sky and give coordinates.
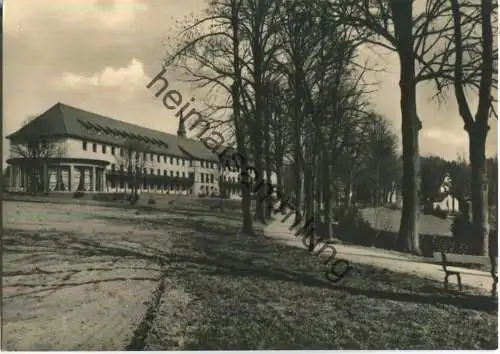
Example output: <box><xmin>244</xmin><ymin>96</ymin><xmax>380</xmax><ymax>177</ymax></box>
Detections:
<box><xmin>3</xmin><ymin>0</ymin><xmax>498</xmax><ymax>166</ymax></box>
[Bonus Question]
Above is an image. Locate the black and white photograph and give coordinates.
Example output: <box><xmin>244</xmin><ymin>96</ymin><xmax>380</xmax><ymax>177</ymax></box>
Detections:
<box><xmin>2</xmin><ymin>0</ymin><xmax>498</xmax><ymax>350</ymax></box>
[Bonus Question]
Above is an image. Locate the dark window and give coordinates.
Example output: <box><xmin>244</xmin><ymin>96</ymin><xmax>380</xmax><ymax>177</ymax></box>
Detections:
<box><xmin>120</xmin><ymin>164</ymin><xmax>124</xmax><ymax>171</ymax></box>
<box><xmin>170</xmin><ymin>171</ymin><xmax>173</xmax><ymax>177</ymax></box>
<box><xmin>92</xmin><ymin>143</ymin><xmax>97</xmax><ymax>152</ymax></box>
<box><xmin>157</xmin><ymin>155</ymin><xmax>160</xmax><ymax>163</ymax></box>
<box><xmin>150</xmin><ymin>168</ymin><xmax>154</xmax><ymax>175</ymax></box>
<box><xmin>211</xmin><ymin>174</ymin><xmax>214</xmax><ymax>183</ymax></box>
<box><xmin>120</xmin><ymin>147</ymin><xmax>124</xmax><ymax>157</ymax></box>
<box><xmin>82</xmin><ymin>141</ymin><xmax>88</xmax><ymax>151</ymax></box>
<box><xmin>201</xmin><ymin>161</ymin><xmax>204</xmax><ymax>168</ymax></box>
<box><xmin>151</xmin><ymin>153</ymin><xmax>154</xmax><ymax>161</ymax></box>
<box><xmin>176</xmin><ymin>158</ymin><xmax>180</xmax><ymax>165</ymax></box>
<box><xmin>157</xmin><ymin>169</ymin><xmax>160</xmax><ymax>175</ymax></box>
<box><xmin>102</xmin><ymin>145</ymin><xmax>106</xmax><ymax>154</ymax></box>
<box><xmin>144</xmin><ymin>168</ymin><xmax>147</xmax><ymax>175</ymax></box>
<box><xmin>182</xmin><ymin>172</ymin><xmax>185</xmax><ymax>178</ymax></box>
<box><xmin>189</xmin><ymin>160</ymin><xmax>193</xmax><ymax>167</ymax></box>
<box><xmin>201</xmin><ymin>173</ymin><xmax>204</xmax><ymax>183</ymax></box>
<box><xmin>170</xmin><ymin>157</ymin><xmax>174</xmax><ymax>164</ymax></box>
<box><xmin>111</xmin><ymin>164</ymin><xmax>115</xmax><ymax>171</ymax></box>
<box><xmin>111</xmin><ymin>146</ymin><xmax>115</xmax><ymax>155</ymax></box>
<box><xmin>182</xmin><ymin>159</ymin><xmax>185</xmax><ymax>166</ymax></box>
<box><xmin>163</xmin><ymin>170</ymin><xmax>167</xmax><ymax>176</ymax></box>
<box><xmin>176</xmin><ymin>171</ymin><xmax>179</xmax><ymax>177</ymax></box>
<box><xmin>163</xmin><ymin>155</ymin><xmax>167</xmax><ymax>163</ymax></box>
<box><xmin>143</xmin><ymin>152</ymin><xmax>147</xmax><ymax>160</ymax></box>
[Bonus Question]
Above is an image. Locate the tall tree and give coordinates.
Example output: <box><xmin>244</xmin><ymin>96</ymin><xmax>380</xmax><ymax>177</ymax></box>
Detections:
<box><xmin>448</xmin><ymin>0</ymin><xmax>496</xmax><ymax>255</ymax></box>
<box><xmin>164</xmin><ymin>0</ymin><xmax>254</xmax><ymax>234</ymax></box>
<box><xmin>420</xmin><ymin>156</ymin><xmax>449</xmax><ymax>212</ymax></box>
<box><xmin>331</xmin><ymin>0</ymin><xmax>467</xmax><ymax>254</ymax></box>
<box><xmin>422</xmin><ymin>0</ymin><xmax>498</xmax><ymax>255</ymax></box>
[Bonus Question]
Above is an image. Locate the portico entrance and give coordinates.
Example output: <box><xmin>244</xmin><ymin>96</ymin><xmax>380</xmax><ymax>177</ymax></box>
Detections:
<box><xmin>6</xmin><ymin>158</ymin><xmax>109</xmax><ymax>193</ymax></box>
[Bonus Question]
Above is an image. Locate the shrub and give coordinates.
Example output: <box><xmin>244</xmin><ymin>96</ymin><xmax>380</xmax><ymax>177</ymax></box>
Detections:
<box><xmin>147</xmin><ymin>195</ymin><xmax>156</xmax><ymax>205</ymax></box>
<box><xmin>432</xmin><ymin>206</ymin><xmax>448</xmax><ymax>219</ymax></box>
<box><xmin>386</xmin><ymin>203</ymin><xmax>400</xmax><ymax>210</ymax></box>
<box><xmin>73</xmin><ymin>191</ymin><xmax>85</xmax><ymax>198</ymax></box>
<box><xmin>335</xmin><ymin>206</ymin><xmax>375</xmax><ymax>246</ymax></box>
<box><xmin>451</xmin><ymin>213</ymin><xmax>474</xmax><ymax>253</ymax></box>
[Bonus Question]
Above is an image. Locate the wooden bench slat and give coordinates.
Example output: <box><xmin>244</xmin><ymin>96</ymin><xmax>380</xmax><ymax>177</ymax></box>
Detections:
<box><xmin>433</xmin><ymin>252</ymin><xmax>497</xmax><ymax>266</ymax></box>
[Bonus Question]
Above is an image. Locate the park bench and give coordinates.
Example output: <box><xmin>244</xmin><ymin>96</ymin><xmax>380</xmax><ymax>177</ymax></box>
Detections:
<box><xmin>432</xmin><ymin>251</ymin><xmax>498</xmax><ymax>297</ymax></box>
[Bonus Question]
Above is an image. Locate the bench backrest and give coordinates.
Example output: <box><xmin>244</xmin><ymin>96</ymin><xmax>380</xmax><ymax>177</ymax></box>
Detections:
<box><xmin>433</xmin><ymin>252</ymin><xmax>497</xmax><ymax>266</ymax></box>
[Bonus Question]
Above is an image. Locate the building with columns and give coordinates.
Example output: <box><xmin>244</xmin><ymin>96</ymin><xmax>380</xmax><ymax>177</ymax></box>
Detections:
<box><xmin>6</xmin><ymin>102</ymin><xmax>275</xmax><ymax>198</ymax></box>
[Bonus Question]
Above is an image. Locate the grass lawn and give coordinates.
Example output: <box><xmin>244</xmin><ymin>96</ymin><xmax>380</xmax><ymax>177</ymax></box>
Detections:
<box><xmin>3</xmin><ymin>200</ymin><xmax>497</xmax><ymax>350</ymax></box>
<box><xmin>360</xmin><ymin>207</ymin><xmax>453</xmax><ymax>237</ymax></box>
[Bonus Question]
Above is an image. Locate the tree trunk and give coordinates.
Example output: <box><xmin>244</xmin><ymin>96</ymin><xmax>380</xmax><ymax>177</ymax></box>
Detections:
<box><xmin>449</xmin><ymin>0</ymin><xmax>493</xmax><ymax>256</ymax></box>
<box><xmin>468</xmin><ymin>125</ymin><xmax>490</xmax><ymax>255</ymax></box>
<box><xmin>276</xmin><ymin>164</ymin><xmax>283</xmax><ymax>195</ymax></box>
<box><xmin>344</xmin><ymin>170</ymin><xmax>352</xmax><ymax>208</ymax></box>
<box><xmin>375</xmin><ymin>162</ymin><xmax>380</xmax><ymax>207</ymax></box>
<box><xmin>231</xmin><ymin>0</ymin><xmax>253</xmax><ymax>235</ymax></box>
<box><xmin>391</xmin><ymin>0</ymin><xmax>422</xmax><ymax>255</ymax></box>
<box><xmin>264</xmin><ymin>108</ymin><xmax>273</xmax><ymax>221</ymax></box>
<box><xmin>292</xmin><ymin>119</ymin><xmax>303</xmax><ymax>226</ymax></box>
<box><xmin>303</xmin><ymin>157</ymin><xmax>314</xmax><ymax>250</ymax></box>
<box><xmin>322</xmin><ymin>151</ymin><xmax>333</xmax><ymax>240</ymax></box>
<box><xmin>253</xmin><ymin>148</ymin><xmax>266</xmax><ymax>223</ymax></box>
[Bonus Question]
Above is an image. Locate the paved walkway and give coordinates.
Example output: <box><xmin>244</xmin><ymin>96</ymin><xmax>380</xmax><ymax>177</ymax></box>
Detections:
<box><xmin>263</xmin><ymin>218</ymin><xmax>495</xmax><ymax>294</ymax></box>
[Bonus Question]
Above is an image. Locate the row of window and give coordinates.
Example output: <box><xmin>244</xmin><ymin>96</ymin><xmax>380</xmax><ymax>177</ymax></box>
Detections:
<box><xmin>200</xmin><ymin>173</ymin><xmax>215</xmax><ymax>184</ymax></box>
<box><xmin>82</xmin><ymin>140</ymin><xmax>217</xmax><ymax>168</ymax></box>
<box><xmin>109</xmin><ymin>181</ymin><xmax>218</xmax><ymax>194</ymax></box>
<box><xmin>110</xmin><ymin>165</ymin><xmax>196</xmax><ymax>178</ymax></box>
<box><xmin>222</xmin><ymin>175</ymin><xmax>239</xmax><ymax>183</ymax></box>
<box><xmin>109</xmin><ymin>163</ymin><xmax>242</xmax><ymax>184</ymax></box>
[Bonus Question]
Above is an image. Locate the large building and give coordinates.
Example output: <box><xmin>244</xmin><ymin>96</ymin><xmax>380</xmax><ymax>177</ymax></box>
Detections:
<box><xmin>5</xmin><ymin>102</ymin><xmax>264</xmax><ymax>198</ymax></box>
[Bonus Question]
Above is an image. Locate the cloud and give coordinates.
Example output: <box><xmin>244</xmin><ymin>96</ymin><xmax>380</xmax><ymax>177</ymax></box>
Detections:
<box><xmin>5</xmin><ymin>0</ymin><xmax>147</xmax><ymax>33</ymax></box>
<box><xmin>421</xmin><ymin>128</ymin><xmax>468</xmax><ymax>146</ymax></box>
<box><xmin>56</xmin><ymin>58</ymin><xmax>151</xmax><ymax>92</ymax></box>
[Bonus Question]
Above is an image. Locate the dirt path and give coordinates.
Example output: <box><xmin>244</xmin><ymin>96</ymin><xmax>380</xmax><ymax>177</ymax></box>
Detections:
<box><xmin>2</xmin><ymin>201</ymin><xmax>177</xmax><ymax>350</ymax></box>
<box><xmin>263</xmin><ymin>218</ymin><xmax>495</xmax><ymax>295</ymax></box>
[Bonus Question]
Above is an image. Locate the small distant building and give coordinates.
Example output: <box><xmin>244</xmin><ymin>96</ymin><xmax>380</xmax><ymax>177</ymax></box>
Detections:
<box><xmin>432</xmin><ymin>173</ymin><xmax>459</xmax><ymax>213</ymax></box>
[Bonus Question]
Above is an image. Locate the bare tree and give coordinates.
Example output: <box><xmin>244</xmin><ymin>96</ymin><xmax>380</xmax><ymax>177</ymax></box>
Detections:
<box><xmin>416</xmin><ymin>0</ymin><xmax>497</xmax><ymax>255</ymax></box>
<box><xmin>115</xmin><ymin>139</ymin><xmax>149</xmax><ymax>204</ymax></box>
<box><xmin>329</xmin><ymin>0</ymin><xmax>471</xmax><ymax>254</ymax></box>
<box><xmin>10</xmin><ymin>136</ymin><xmax>66</xmax><ymax>194</ymax></box>
<box><xmin>448</xmin><ymin>0</ymin><xmax>496</xmax><ymax>255</ymax></box>
<box><xmin>165</xmin><ymin>0</ymin><xmax>255</xmax><ymax>235</ymax></box>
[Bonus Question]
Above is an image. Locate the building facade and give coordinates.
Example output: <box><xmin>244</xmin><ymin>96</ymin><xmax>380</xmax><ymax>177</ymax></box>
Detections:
<box><xmin>6</xmin><ymin>102</ymin><xmax>274</xmax><ymax>198</ymax></box>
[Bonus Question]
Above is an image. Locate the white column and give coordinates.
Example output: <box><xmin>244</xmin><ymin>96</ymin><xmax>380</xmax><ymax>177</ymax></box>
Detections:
<box><xmin>42</xmin><ymin>164</ymin><xmax>48</xmax><ymax>193</ymax></box>
<box><xmin>102</xmin><ymin>168</ymin><xmax>106</xmax><ymax>192</ymax></box>
<box><xmin>91</xmin><ymin>166</ymin><xmax>95</xmax><ymax>192</ymax></box>
<box><xmin>68</xmin><ymin>165</ymin><xmax>72</xmax><ymax>192</ymax></box>
<box><xmin>8</xmin><ymin>166</ymin><xmax>13</xmax><ymax>188</ymax></box>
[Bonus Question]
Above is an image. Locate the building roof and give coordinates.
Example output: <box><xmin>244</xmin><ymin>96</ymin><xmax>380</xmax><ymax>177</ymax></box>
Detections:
<box><xmin>7</xmin><ymin>102</ymin><xmax>220</xmax><ymax>161</ymax></box>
